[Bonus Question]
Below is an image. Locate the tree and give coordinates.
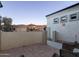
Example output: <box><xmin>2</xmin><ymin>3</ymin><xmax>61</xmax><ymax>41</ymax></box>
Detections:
<box><xmin>2</xmin><ymin>17</ymin><xmax>12</xmax><ymax>32</ymax></box>
<box><xmin>0</xmin><ymin>16</ymin><xmax>2</xmax><ymax>30</ymax></box>
<box><xmin>0</xmin><ymin>1</ymin><xmax>3</xmax><ymax>8</ymax></box>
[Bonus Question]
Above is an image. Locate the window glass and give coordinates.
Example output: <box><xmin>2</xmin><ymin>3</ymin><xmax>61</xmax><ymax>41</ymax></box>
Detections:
<box><xmin>61</xmin><ymin>16</ymin><xmax>67</xmax><ymax>23</ymax></box>
<box><xmin>70</xmin><ymin>13</ymin><xmax>77</xmax><ymax>21</ymax></box>
<box><xmin>53</xmin><ymin>18</ymin><xmax>59</xmax><ymax>24</ymax></box>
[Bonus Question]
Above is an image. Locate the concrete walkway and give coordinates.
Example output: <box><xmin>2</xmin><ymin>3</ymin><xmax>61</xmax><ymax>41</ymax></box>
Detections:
<box><xmin>0</xmin><ymin>43</ymin><xmax>59</xmax><ymax>57</ymax></box>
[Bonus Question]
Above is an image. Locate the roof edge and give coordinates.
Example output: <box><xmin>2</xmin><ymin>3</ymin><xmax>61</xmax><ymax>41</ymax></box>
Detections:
<box><xmin>46</xmin><ymin>3</ymin><xmax>79</xmax><ymax>17</ymax></box>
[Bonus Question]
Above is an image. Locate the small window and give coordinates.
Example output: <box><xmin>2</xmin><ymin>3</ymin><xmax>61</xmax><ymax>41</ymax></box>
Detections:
<box><xmin>53</xmin><ymin>18</ymin><xmax>59</xmax><ymax>24</ymax></box>
<box><xmin>61</xmin><ymin>16</ymin><xmax>67</xmax><ymax>23</ymax></box>
<box><xmin>70</xmin><ymin>13</ymin><xmax>78</xmax><ymax>21</ymax></box>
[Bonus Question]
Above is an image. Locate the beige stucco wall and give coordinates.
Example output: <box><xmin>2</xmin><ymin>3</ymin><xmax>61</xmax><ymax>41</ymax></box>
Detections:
<box><xmin>0</xmin><ymin>32</ymin><xmax>45</xmax><ymax>50</ymax></box>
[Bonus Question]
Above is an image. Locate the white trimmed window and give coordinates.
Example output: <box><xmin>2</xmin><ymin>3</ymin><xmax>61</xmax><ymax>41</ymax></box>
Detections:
<box><xmin>70</xmin><ymin>13</ymin><xmax>78</xmax><ymax>21</ymax></box>
<box><xmin>60</xmin><ymin>16</ymin><xmax>67</xmax><ymax>23</ymax></box>
<box><xmin>53</xmin><ymin>18</ymin><xmax>59</xmax><ymax>24</ymax></box>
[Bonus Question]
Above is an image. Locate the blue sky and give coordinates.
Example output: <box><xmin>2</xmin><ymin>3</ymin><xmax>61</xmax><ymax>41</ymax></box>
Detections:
<box><xmin>0</xmin><ymin>1</ymin><xmax>79</xmax><ymax>25</ymax></box>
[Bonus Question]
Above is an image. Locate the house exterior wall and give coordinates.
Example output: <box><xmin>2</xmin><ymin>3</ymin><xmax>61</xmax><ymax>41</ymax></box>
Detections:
<box><xmin>46</xmin><ymin>5</ymin><xmax>79</xmax><ymax>49</ymax></box>
<box><xmin>15</xmin><ymin>27</ymin><xmax>27</xmax><ymax>32</ymax></box>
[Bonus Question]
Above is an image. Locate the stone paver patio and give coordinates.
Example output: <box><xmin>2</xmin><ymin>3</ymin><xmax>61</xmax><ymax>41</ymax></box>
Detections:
<box><xmin>0</xmin><ymin>43</ymin><xmax>59</xmax><ymax>57</ymax></box>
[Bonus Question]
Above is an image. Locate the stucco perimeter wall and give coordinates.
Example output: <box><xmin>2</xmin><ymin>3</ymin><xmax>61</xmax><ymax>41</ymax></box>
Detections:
<box><xmin>0</xmin><ymin>32</ymin><xmax>46</xmax><ymax>50</ymax></box>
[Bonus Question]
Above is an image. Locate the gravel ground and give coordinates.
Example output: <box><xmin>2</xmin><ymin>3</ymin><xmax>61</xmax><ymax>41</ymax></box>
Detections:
<box><xmin>0</xmin><ymin>43</ymin><xmax>59</xmax><ymax>57</ymax></box>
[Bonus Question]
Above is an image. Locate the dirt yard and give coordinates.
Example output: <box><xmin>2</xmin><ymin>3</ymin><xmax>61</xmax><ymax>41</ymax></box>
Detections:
<box><xmin>0</xmin><ymin>43</ymin><xmax>59</xmax><ymax>57</ymax></box>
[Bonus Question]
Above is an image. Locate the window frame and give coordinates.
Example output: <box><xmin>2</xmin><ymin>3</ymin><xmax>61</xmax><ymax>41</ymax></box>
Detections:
<box><xmin>60</xmin><ymin>15</ymin><xmax>68</xmax><ymax>23</ymax></box>
<box><xmin>69</xmin><ymin>13</ymin><xmax>78</xmax><ymax>21</ymax></box>
<box><xmin>53</xmin><ymin>18</ymin><xmax>59</xmax><ymax>24</ymax></box>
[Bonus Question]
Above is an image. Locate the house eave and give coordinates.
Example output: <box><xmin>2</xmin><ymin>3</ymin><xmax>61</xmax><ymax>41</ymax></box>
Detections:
<box><xmin>46</xmin><ymin>3</ymin><xmax>79</xmax><ymax>17</ymax></box>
